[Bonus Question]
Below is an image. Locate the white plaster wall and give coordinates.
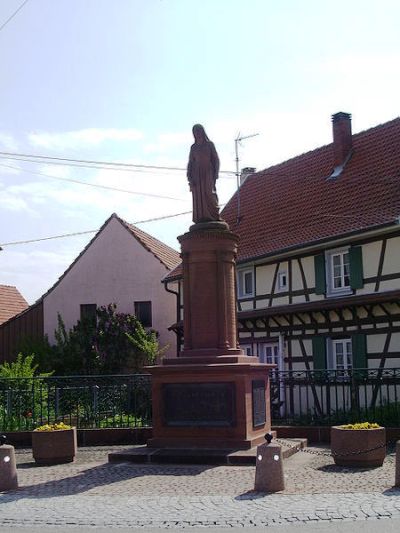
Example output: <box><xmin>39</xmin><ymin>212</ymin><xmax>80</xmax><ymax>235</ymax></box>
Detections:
<box><xmin>301</xmin><ymin>256</ymin><xmax>315</xmax><ymax>289</ymax></box>
<box><xmin>255</xmin><ymin>264</ymin><xmax>275</xmax><ymax>295</ymax></box>
<box><xmin>362</xmin><ymin>241</ymin><xmax>382</xmax><ymax>279</ymax></box>
<box><xmin>291</xmin><ymin>260</ymin><xmax>303</xmax><ymax>291</ymax></box>
<box><xmin>383</xmin><ymin>236</ymin><xmax>400</xmax><ymax>275</ymax></box>
<box><xmin>43</xmin><ymin>217</ymin><xmax>177</xmax><ymax>357</ymax></box>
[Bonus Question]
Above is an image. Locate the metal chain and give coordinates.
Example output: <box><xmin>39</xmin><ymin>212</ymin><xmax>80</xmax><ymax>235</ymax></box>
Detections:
<box><xmin>274</xmin><ymin>437</ymin><xmax>398</xmax><ymax>458</ymax></box>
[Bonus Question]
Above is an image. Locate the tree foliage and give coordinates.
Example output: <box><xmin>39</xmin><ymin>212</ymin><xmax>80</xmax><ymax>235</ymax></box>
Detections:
<box><xmin>51</xmin><ymin>304</ymin><xmax>165</xmax><ymax>375</ymax></box>
<box><xmin>0</xmin><ymin>353</ymin><xmax>52</xmax><ymax>378</ymax></box>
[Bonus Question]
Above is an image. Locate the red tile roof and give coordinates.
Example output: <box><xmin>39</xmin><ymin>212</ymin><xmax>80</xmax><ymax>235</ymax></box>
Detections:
<box><xmin>36</xmin><ymin>213</ymin><xmax>180</xmax><ymax>303</ymax></box>
<box><xmin>164</xmin><ymin>115</ymin><xmax>400</xmax><ymax>280</ymax></box>
<box><xmin>121</xmin><ymin>218</ymin><xmax>180</xmax><ymax>271</ymax></box>
<box><xmin>0</xmin><ymin>285</ymin><xmax>28</xmax><ymax>325</ymax></box>
<box><xmin>222</xmin><ymin>116</ymin><xmax>400</xmax><ymax>263</ymax></box>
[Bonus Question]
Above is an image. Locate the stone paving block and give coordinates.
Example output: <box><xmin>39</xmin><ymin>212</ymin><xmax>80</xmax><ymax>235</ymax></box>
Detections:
<box><xmin>0</xmin><ymin>445</ymin><xmax>398</xmax><ymax>529</ymax></box>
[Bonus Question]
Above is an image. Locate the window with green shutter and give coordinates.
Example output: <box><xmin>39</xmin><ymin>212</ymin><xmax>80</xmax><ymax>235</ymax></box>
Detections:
<box><xmin>314</xmin><ymin>254</ymin><xmax>326</xmax><ymax>295</ymax></box>
<box><xmin>349</xmin><ymin>246</ymin><xmax>364</xmax><ymax>290</ymax></box>
<box><xmin>312</xmin><ymin>336</ymin><xmax>327</xmax><ymax>370</ymax></box>
<box><xmin>352</xmin><ymin>333</ymin><xmax>367</xmax><ymax>369</ymax></box>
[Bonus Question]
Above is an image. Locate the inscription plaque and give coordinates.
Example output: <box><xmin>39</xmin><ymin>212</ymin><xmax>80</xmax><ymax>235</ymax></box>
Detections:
<box><xmin>252</xmin><ymin>380</ymin><xmax>266</xmax><ymax>428</ymax></box>
<box><xmin>163</xmin><ymin>382</ymin><xmax>236</xmax><ymax>427</ymax></box>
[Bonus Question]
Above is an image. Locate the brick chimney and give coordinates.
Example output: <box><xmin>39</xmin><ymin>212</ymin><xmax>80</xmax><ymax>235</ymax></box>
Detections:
<box><xmin>240</xmin><ymin>167</ymin><xmax>256</xmax><ymax>186</ymax></box>
<box><xmin>332</xmin><ymin>112</ymin><xmax>352</xmax><ymax>168</ymax></box>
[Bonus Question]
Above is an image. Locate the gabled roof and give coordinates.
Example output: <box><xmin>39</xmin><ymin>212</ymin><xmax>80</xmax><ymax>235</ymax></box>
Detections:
<box><xmin>164</xmin><ymin>115</ymin><xmax>400</xmax><ymax>281</ymax></box>
<box><xmin>36</xmin><ymin>213</ymin><xmax>180</xmax><ymax>304</ymax></box>
<box><xmin>222</xmin><ymin>116</ymin><xmax>400</xmax><ymax>263</ymax></box>
<box><xmin>0</xmin><ymin>285</ymin><xmax>28</xmax><ymax>325</ymax></box>
<box><xmin>118</xmin><ymin>217</ymin><xmax>180</xmax><ymax>270</ymax></box>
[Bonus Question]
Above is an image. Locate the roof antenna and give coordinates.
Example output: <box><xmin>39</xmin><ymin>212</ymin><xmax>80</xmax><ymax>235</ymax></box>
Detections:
<box><xmin>235</xmin><ymin>132</ymin><xmax>259</xmax><ymax>223</ymax></box>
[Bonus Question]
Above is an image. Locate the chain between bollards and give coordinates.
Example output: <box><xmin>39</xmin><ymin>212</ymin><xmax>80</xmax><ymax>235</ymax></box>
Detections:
<box><xmin>273</xmin><ymin>436</ymin><xmax>398</xmax><ymax>458</ymax></box>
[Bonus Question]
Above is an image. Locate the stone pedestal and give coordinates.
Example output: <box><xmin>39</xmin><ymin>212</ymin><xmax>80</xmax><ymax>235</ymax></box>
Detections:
<box><xmin>147</xmin><ymin>223</ymin><xmax>273</xmax><ymax>450</ymax></box>
<box><xmin>180</xmin><ymin>223</ymin><xmax>240</xmax><ymax>358</ymax></box>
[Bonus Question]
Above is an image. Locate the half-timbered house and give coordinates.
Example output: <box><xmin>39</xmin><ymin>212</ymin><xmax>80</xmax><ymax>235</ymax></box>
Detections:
<box><xmin>165</xmin><ymin>112</ymin><xmax>400</xmax><ymax>381</ymax></box>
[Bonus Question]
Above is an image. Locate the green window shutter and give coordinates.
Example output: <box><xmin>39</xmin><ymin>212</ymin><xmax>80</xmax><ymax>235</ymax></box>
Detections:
<box><xmin>314</xmin><ymin>254</ymin><xmax>326</xmax><ymax>295</ymax></box>
<box><xmin>352</xmin><ymin>333</ymin><xmax>367</xmax><ymax>369</ymax></box>
<box><xmin>312</xmin><ymin>336</ymin><xmax>327</xmax><ymax>370</ymax></box>
<box><xmin>349</xmin><ymin>246</ymin><xmax>364</xmax><ymax>289</ymax></box>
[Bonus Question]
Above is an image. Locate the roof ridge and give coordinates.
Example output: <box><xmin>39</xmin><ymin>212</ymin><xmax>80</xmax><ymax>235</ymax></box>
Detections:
<box><xmin>250</xmin><ymin>115</ymin><xmax>400</xmax><ymax>178</ymax></box>
<box><xmin>117</xmin><ymin>215</ymin><xmax>180</xmax><ymax>271</ymax></box>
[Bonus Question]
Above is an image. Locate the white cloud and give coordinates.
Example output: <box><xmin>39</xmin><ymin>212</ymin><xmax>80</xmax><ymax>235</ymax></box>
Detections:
<box><xmin>0</xmin><ymin>192</ymin><xmax>33</xmax><ymax>213</ymax></box>
<box><xmin>0</xmin><ymin>132</ymin><xmax>18</xmax><ymax>151</ymax></box>
<box><xmin>144</xmin><ymin>131</ymin><xmax>191</xmax><ymax>154</ymax></box>
<box><xmin>28</xmin><ymin>128</ymin><xmax>144</xmax><ymax>150</ymax></box>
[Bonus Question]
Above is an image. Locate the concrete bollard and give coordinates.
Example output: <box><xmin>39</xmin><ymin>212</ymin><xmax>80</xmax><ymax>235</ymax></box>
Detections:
<box><xmin>395</xmin><ymin>441</ymin><xmax>400</xmax><ymax>487</ymax></box>
<box><xmin>254</xmin><ymin>442</ymin><xmax>285</xmax><ymax>492</ymax></box>
<box><xmin>0</xmin><ymin>444</ymin><xmax>18</xmax><ymax>491</ymax></box>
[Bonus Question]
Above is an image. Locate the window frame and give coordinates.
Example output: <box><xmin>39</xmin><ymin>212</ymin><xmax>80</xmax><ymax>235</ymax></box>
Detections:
<box><xmin>240</xmin><ymin>343</ymin><xmax>253</xmax><ymax>356</ymax></box>
<box><xmin>277</xmin><ymin>270</ymin><xmax>288</xmax><ymax>292</ymax></box>
<box><xmin>237</xmin><ymin>267</ymin><xmax>254</xmax><ymax>299</ymax></box>
<box><xmin>80</xmin><ymin>303</ymin><xmax>97</xmax><ymax>326</ymax></box>
<box><xmin>260</xmin><ymin>342</ymin><xmax>280</xmax><ymax>365</ymax></box>
<box><xmin>134</xmin><ymin>300</ymin><xmax>153</xmax><ymax>328</ymax></box>
<box><xmin>325</xmin><ymin>247</ymin><xmax>352</xmax><ymax>297</ymax></box>
<box><xmin>328</xmin><ymin>337</ymin><xmax>353</xmax><ymax>372</ymax></box>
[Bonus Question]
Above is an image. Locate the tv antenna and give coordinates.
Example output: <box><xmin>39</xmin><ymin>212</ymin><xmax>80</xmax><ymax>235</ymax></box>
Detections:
<box><xmin>235</xmin><ymin>132</ymin><xmax>259</xmax><ymax>223</ymax></box>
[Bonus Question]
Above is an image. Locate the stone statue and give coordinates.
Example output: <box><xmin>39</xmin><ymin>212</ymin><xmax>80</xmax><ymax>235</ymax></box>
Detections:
<box><xmin>187</xmin><ymin>124</ymin><xmax>221</xmax><ymax>223</ymax></box>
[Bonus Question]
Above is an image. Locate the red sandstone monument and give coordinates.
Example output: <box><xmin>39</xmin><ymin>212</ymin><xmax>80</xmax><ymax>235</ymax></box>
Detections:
<box><xmin>147</xmin><ymin>124</ymin><xmax>273</xmax><ymax>450</ymax></box>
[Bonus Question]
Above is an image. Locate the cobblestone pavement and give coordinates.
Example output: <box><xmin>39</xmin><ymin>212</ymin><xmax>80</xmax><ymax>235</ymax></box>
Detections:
<box><xmin>0</xmin><ymin>446</ymin><xmax>399</xmax><ymax>529</ymax></box>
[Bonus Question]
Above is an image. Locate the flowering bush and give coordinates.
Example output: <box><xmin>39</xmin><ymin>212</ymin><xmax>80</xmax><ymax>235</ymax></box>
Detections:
<box><xmin>339</xmin><ymin>422</ymin><xmax>381</xmax><ymax>430</ymax></box>
<box><xmin>34</xmin><ymin>422</ymin><xmax>72</xmax><ymax>432</ymax></box>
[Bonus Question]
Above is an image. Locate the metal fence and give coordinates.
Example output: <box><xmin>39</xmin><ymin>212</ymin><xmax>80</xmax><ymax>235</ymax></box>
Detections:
<box><xmin>1</xmin><ymin>369</ymin><xmax>400</xmax><ymax>432</ymax></box>
<box><xmin>0</xmin><ymin>374</ymin><xmax>152</xmax><ymax>432</ymax></box>
<box><xmin>270</xmin><ymin>368</ymin><xmax>400</xmax><ymax>426</ymax></box>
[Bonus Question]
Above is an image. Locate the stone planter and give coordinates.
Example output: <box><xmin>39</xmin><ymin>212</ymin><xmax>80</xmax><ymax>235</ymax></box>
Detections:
<box><xmin>32</xmin><ymin>427</ymin><xmax>77</xmax><ymax>465</ymax></box>
<box><xmin>331</xmin><ymin>425</ymin><xmax>386</xmax><ymax>467</ymax></box>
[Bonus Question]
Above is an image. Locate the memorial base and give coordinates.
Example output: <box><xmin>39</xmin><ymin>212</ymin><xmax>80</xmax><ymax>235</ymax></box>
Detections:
<box><xmin>147</xmin><ymin>360</ymin><xmax>274</xmax><ymax>450</ymax></box>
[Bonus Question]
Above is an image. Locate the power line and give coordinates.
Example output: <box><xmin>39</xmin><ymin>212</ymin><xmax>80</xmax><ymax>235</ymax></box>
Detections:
<box><xmin>0</xmin><ymin>154</ymin><xmax>158</xmax><ymax>174</ymax></box>
<box><xmin>0</xmin><ymin>162</ymin><xmax>186</xmax><ymax>201</ymax></box>
<box><xmin>0</xmin><ymin>150</ymin><xmax>236</xmax><ymax>175</ymax></box>
<box><xmin>0</xmin><ymin>200</ymin><xmax>228</xmax><ymax>248</ymax></box>
<box><xmin>0</xmin><ymin>0</ymin><xmax>29</xmax><ymax>33</ymax></box>
<box><xmin>0</xmin><ymin>210</ymin><xmax>193</xmax><ymax>247</ymax></box>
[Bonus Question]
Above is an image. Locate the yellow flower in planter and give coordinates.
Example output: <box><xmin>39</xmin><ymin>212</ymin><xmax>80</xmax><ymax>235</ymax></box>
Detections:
<box><xmin>339</xmin><ymin>422</ymin><xmax>381</xmax><ymax>430</ymax></box>
<box><xmin>331</xmin><ymin>422</ymin><xmax>386</xmax><ymax>467</ymax></box>
<box><xmin>32</xmin><ymin>423</ymin><xmax>77</xmax><ymax>465</ymax></box>
<box><xmin>35</xmin><ymin>422</ymin><xmax>72</xmax><ymax>432</ymax></box>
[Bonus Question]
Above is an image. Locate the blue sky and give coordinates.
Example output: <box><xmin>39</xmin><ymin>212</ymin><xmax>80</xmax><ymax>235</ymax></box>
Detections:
<box><xmin>1</xmin><ymin>0</ymin><xmax>399</xmax><ymax>303</ymax></box>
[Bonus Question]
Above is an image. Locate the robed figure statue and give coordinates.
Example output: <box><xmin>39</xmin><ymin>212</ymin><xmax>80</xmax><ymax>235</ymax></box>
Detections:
<box><xmin>187</xmin><ymin>124</ymin><xmax>221</xmax><ymax>223</ymax></box>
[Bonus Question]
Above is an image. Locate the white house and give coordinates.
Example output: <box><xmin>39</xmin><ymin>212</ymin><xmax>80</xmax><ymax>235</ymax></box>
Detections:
<box><xmin>0</xmin><ymin>213</ymin><xmax>180</xmax><ymax>363</ymax></box>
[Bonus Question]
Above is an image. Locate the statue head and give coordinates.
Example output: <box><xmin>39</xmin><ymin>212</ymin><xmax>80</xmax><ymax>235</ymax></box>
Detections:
<box><xmin>192</xmin><ymin>124</ymin><xmax>210</xmax><ymax>144</ymax></box>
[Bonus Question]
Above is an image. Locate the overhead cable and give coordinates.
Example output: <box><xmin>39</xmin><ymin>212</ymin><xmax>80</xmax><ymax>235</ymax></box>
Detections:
<box><xmin>0</xmin><ymin>151</ymin><xmax>236</xmax><ymax>175</ymax></box>
<box><xmin>0</xmin><ymin>0</ymin><xmax>30</xmax><ymax>33</ymax></box>
<box><xmin>0</xmin><ymin>162</ymin><xmax>186</xmax><ymax>201</ymax></box>
<box><xmin>0</xmin><ymin>210</ymin><xmax>193</xmax><ymax>247</ymax></box>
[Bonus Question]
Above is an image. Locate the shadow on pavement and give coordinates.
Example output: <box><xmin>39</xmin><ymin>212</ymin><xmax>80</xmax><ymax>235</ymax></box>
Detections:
<box><xmin>1</xmin><ymin>461</ymin><xmax>215</xmax><ymax>501</ymax></box>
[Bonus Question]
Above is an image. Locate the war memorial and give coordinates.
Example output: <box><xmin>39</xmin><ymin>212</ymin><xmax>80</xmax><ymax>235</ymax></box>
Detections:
<box><xmin>147</xmin><ymin>124</ymin><xmax>274</xmax><ymax>451</ymax></box>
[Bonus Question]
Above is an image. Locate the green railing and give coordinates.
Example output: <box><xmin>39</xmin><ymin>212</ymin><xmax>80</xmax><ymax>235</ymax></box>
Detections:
<box><xmin>0</xmin><ymin>374</ymin><xmax>152</xmax><ymax>431</ymax></box>
<box><xmin>2</xmin><ymin>369</ymin><xmax>400</xmax><ymax>432</ymax></box>
<box><xmin>270</xmin><ymin>368</ymin><xmax>400</xmax><ymax>426</ymax></box>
